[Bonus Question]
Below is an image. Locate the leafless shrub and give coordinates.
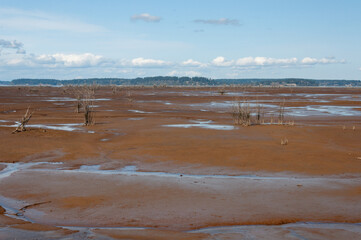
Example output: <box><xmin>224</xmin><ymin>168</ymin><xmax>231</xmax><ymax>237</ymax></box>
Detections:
<box><xmin>232</xmin><ymin>100</ymin><xmax>251</xmax><ymax>126</ymax></box>
<box><xmin>287</xmin><ymin>120</ymin><xmax>295</xmax><ymax>126</ymax></box>
<box><xmin>218</xmin><ymin>87</ymin><xmax>226</xmax><ymax>95</ymax></box>
<box><xmin>12</xmin><ymin>106</ymin><xmax>33</xmax><ymax>133</ymax></box>
<box><xmin>126</xmin><ymin>91</ymin><xmax>133</xmax><ymax>102</ymax></box>
<box><xmin>63</xmin><ymin>85</ymin><xmax>97</xmax><ymax>113</ymax></box>
<box><xmin>281</xmin><ymin>138</ymin><xmax>288</xmax><ymax>145</ymax></box>
<box><xmin>111</xmin><ymin>84</ymin><xmax>118</xmax><ymax>94</ymax></box>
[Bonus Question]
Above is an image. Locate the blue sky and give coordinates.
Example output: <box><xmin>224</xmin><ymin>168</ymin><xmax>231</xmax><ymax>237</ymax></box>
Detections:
<box><xmin>0</xmin><ymin>0</ymin><xmax>360</xmax><ymax>80</ymax></box>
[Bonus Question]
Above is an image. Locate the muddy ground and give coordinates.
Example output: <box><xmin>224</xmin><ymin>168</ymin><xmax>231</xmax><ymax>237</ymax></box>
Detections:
<box><xmin>0</xmin><ymin>86</ymin><xmax>360</xmax><ymax>239</ymax></box>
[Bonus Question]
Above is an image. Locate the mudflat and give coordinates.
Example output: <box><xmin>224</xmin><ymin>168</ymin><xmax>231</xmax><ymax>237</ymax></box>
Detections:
<box><xmin>0</xmin><ymin>86</ymin><xmax>360</xmax><ymax>239</ymax></box>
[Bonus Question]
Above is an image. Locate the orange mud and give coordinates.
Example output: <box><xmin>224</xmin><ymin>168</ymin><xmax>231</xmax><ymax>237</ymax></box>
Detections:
<box><xmin>0</xmin><ymin>86</ymin><xmax>360</xmax><ymax>239</ymax></box>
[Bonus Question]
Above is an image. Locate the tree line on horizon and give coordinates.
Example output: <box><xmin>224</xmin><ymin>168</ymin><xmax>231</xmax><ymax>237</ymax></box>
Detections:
<box><xmin>0</xmin><ymin>76</ymin><xmax>360</xmax><ymax>86</ymax></box>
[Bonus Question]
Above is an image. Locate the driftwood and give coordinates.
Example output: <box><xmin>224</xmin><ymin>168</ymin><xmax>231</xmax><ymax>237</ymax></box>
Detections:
<box><xmin>12</xmin><ymin>107</ymin><xmax>34</xmax><ymax>133</ymax></box>
<box><xmin>20</xmin><ymin>201</ymin><xmax>51</xmax><ymax>212</ymax></box>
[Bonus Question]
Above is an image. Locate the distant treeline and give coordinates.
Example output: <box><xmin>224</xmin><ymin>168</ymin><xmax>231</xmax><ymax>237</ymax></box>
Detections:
<box><xmin>0</xmin><ymin>77</ymin><xmax>360</xmax><ymax>87</ymax></box>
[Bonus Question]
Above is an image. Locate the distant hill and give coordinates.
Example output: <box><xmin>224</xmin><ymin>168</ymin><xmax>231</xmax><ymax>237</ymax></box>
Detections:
<box><xmin>0</xmin><ymin>80</ymin><xmax>11</xmax><ymax>85</ymax></box>
<box><xmin>1</xmin><ymin>77</ymin><xmax>361</xmax><ymax>87</ymax></box>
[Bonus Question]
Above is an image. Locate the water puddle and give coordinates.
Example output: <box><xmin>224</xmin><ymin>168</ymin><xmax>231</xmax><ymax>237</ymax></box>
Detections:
<box><xmin>34</xmin><ymin>164</ymin><xmax>311</xmax><ymax>180</ymax></box>
<box><xmin>0</xmin><ymin>162</ymin><xmax>276</xmax><ymax>180</ymax></box>
<box><xmin>0</xmin><ymin>195</ymin><xmax>35</xmax><ymax>223</ymax></box>
<box><xmin>0</xmin><ymin>162</ymin><xmax>63</xmax><ymax>180</ymax></box>
<box><xmin>79</xmin><ymin>165</ymin><xmax>101</xmax><ymax>171</ymax></box>
<box><xmin>45</xmin><ymin>97</ymin><xmax>77</xmax><ymax>102</ymax></box>
<box><xmin>190</xmin><ymin>101</ymin><xmax>361</xmax><ymax>117</ymax></box>
<box><xmin>287</xmin><ymin>105</ymin><xmax>361</xmax><ymax>117</ymax></box>
<box><xmin>189</xmin><ymin>222</ymin><xmax>361</xmax><ymax>235</ymax></box>
<box><xmin>190</xmin><ymin>101</ymin><xmax>277</xmax><ymax>110</ymax></box>
<box><xmin>163</xmin><ymin>120</ymin><xmax>235</xmax><ymax>130</ymax></box>
<box><xmin>128</xmin><ymin>110</ymin><xmax>154</xmax><ymax>114</ymax></box>
<box><xmin>0</xmin><ymin>122</ymin><xmax>83</xmax><ymax>131</ymax></box>
<box><xmin>2</xmin><ymin>162</ymin><xmax>360</xmax><ymax>182</ymax></box>
<box><xmin>128</xmin><ymin>117</ymin><xmax>144</xmax><ymax>120</ymax></box>
<box><xmin>45</xmin><ymin>97</ymin><xmax>111</xmax><ymax>102</ymax></box>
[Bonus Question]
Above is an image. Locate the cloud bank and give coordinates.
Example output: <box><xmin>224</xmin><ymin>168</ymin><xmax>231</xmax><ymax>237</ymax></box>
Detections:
<box><xmin>0</xmin><ymin>38</ymin><xmax>347</xmax><ymax>80</ymax></box>
<box><xmin>211</xmin><ymin>56</ymin><xmax>345</xmax><ymax>68</ymax></box>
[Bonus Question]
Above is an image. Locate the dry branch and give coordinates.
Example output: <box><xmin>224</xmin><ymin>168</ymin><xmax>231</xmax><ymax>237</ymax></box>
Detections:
<box><xmin>12</xmin><ymin>107</ymin><xmax>34</xmax><ymax>133</ymax></box>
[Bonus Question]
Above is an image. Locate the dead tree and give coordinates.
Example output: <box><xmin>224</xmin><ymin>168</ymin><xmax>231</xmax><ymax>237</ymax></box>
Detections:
<box><xmin>13</xmin><ymin>107</ymin><xmax>33</xmax><ymax>133</ymax></box>
<box><xmin>278</xmin><ymin>99</ymin><xmax>285</xmax><ymax>124</ymax></box>
<box><xmin>83</xmin><ymin>100</ymin><xmax>94</xmax><ymax>126</ymax></box>
<box><xmin>81</xmin><ymin>86</ymin><xmax>95</xmax><ymax>126</ymax></box>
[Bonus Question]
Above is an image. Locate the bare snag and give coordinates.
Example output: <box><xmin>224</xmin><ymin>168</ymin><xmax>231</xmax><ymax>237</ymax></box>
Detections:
<box><xmin>12</xmin><ymin>107</ymin><xmax>34</xmax><ymax>133</ymax></box>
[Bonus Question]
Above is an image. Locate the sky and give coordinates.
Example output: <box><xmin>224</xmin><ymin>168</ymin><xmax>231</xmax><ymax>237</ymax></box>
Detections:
<box><xmin>0</xmin><ymin>0</ymin><xmax>360</xmax><ymax>80</ymax></box>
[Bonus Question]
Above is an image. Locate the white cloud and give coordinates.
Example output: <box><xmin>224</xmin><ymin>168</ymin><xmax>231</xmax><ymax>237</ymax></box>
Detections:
<box><xmin>0</xmin><ymin>41</ymin><xmax>347</xmax><ymax>80</ymax></box>
<box><xmin>131</xmin><ymin>13</ymin><xmax>161</xmax><ymax>22</ymax></box>
<box><xmin>236</xmin><ymin>57</ymin><xmax>298</xmax><ymax>66</ymax></box>
<box><xmin>301</xmin><ymin>57</ymin><xmax>344</xmax><ymax>65</ymax></box>
<box><xmin>35</xmin><ymin>53</ymin><xmax>104</xmax><ymax>67</ymax></box>
<box><xmin>0</xmin><ymin>52</ymin><xmax>105</xmax><ymax>68</ymax></box>
<box><xmin>182</xmin><ymin>59</ymin><xmax>206</xmax><ymax>67</ymax></box>
<box><xmin>211</xmin><ymin>56</ymin><xmax>234</xmax><ymax>67</ymax></box>
<box><xmin>130</xmin><ymin>57</ymin><xmax>170</xmax><ymax>67</ymax></box>
<box><xmin>0</xmin><ymin>8</ymin><xmax>104</xmax><ymax>32</ymax></box>
<box><xmin>211</xmin><ymin>56</ymin><xmax>343</xmax><ymax>68</ymax></box>
<box><xmin>168</xmin><ymin>70</ymin><xmax>201</xmax><ymax>77</ymax></box>
<box><xmin>194</xmin><ymin>18</ymin><xmax>240</xmax><ymax>26</ymax></box>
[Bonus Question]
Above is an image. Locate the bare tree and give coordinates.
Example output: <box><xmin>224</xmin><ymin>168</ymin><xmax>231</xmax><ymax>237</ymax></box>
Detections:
<box><xmin>278</xmin><ymin>99</ymin><xmax>285</xmax><ymax>124</ymax></box>
<box><xmin>256</xmin><ymin>103</ymin><xmax>264</xmax><ymax>125</ymax></box>
<box><xmin>81</xmin><ymin>86</ymin><xmax>95</xmax><ymax>126</ymax></box>
<box><xmin>13</xmin><ymin>107</ymin><xmax>33</xmax><ymax>133</ymax></box>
